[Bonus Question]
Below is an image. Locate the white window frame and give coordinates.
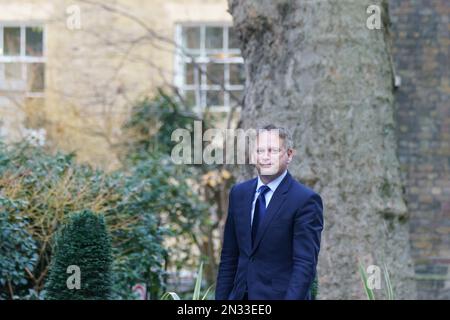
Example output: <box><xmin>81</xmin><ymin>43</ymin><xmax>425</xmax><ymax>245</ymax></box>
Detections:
<box><xmin>0</xmin><ymin>22</ymin><xmax>47</xmax><ymax>98</ymax></box>
<box><xmin>174</xmin><ymin>22</ymin><xmax>244</xmax><ymax>113</ymax></box>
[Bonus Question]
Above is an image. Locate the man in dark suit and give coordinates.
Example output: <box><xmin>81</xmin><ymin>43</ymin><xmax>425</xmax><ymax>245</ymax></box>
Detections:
<box><xmin>216</xmin><ymin>125</ymin><xmax>324</xmax><ymax>300</ymax></box>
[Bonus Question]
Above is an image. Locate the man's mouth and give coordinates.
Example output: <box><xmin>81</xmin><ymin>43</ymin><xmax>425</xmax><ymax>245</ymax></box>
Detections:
<box><xmin>260</xmin><ymin>163</ymin><xmax>272</xmax><ymax>167</ymax></box>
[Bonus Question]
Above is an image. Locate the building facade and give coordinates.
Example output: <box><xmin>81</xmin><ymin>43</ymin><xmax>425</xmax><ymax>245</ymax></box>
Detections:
<box><xmin>0</xmin><ymin>0</ymin><xmax>241</xmax><ymax>169</ymax></box>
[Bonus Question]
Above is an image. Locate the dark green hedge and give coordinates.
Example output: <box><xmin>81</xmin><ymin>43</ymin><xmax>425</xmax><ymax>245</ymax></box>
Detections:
<box><xmin>46</xmin><ymin>210</ymin><xmax>112</xmax><ymax>299</ymax></box>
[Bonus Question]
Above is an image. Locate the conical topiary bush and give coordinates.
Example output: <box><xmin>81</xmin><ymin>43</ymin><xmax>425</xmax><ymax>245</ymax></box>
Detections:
<box><xmin>45</xmin><ymin>210</ymin><xmax>112</xmax><ymax>299</ymax></box>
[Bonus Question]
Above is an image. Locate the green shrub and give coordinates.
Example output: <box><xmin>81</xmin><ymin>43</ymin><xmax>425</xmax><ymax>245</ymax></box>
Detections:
<box><xmin>0</xmin><ymin>197</ymin><xmax>38</xmax><ymax>299</ymax></box>
<box><xmin>0</xmin><ymin>140</ymin><xmax>167</xmax><ymax>299</ymax></box>
<box><xmin>121</xmin><ymin>90</ymin><xmax>199</xmax><ymax>162</ymax></box>
<box><xmin>0</xmin><ymin>93</ymin><xmax>217</xmax><ymax>299</ymax></box>
<box><xmin>161</xmin><ymin>261</ymin><xmax>214</xmax><ymax>300</ymax></box>
<box><xmin>311</xmin><ymin>275</ymin><xmax>319</xmax><ymax>300</ymax></box>
<box><xmin>46</xmin><ymin>210</ymin><xmax>112</xmax><ymax>299</ymax></box>
<box><xmin>0</xmin><ymin>137</ymin><xmax>209</xmax><ymax>299</ymax></box>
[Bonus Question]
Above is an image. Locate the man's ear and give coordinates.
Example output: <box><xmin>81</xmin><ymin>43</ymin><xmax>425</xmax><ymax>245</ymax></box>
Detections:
<box><xmin>287</xmin><ymin>148</ymin><xmax>295</xmax><ymax>163</ymax></box>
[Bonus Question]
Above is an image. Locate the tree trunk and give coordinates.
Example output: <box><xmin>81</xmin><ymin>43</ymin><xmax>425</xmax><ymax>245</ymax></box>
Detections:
<box><xmin>228</xmin><ymin>0</ymin><xmax>416</xmax><ymax>299</ymax></box>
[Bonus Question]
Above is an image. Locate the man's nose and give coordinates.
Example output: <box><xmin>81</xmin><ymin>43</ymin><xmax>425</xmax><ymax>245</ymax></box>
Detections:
<box><xmin>262</xmin><ymin>150</ymin><xmax>271</xmax><ymax>159</ymax></box>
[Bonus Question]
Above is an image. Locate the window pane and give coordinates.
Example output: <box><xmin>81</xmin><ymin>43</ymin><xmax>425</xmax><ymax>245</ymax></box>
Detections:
<box><xmin>27</xmin><ymin>63</ymin><xmax>45</xmax><ymax>92</ymax></box>
<box><xmin>230</xmin><ymin>90</ymin><xmax>244</xmax><ymax>104</ymax></box>
<box><xmin>228</xmin><ymin>27</ymin><xmax>240</xmax><ymax>49</ymax></box>
<box><xmin>184</xmin><ymin>90</ymin><xmax>197</xmax><ymax>107</ymax></box>
<box><xmin>205</xmin><ymin>27</ymin><xmax>223</xmax><ymax>49</ymax></box>
<box><xmin>183</xmin><ymin>27</ymin><xmax>200</xmax><ymax>49</ymax></box>
<box><xmin>207</xmin><ymin>90</ymin><xmax>224</xmax><ymax>107</ymax></box>
<box><xmin>207</xmin><ymin>63</ymin><xmax>224</xmax><ymax>85</ymax></box>
<box><xmin>185</xmin><ymin>63</ymin><xmax>196</xmax><ymax>85</ymax></box>
<box><xmin>229</xmin><ymin>63</ymin><xmax>245</xmax><ymax>85</ymax></box>
<box><xmin>4</xmin><ymin>27</ymin><xmax>21</xmax><ymax>56</ymax></box>
<box><xmin>4</xmin><ymin>63</ymin><xmax>22</xmax><ymax>80</ymax></box>
<box><xmin>26</xmin><ymin>27</ymin><xmax>43</xmax><ymax>56</ymax></box>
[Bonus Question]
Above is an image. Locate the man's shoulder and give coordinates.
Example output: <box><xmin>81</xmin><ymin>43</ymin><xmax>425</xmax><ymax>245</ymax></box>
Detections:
<box><xmin>229</xmin><ymin>173</ymin><xmax>318</xmax><ymax>195</ymax></box>
<box><xmin>228</xmin><ymin>172</ymin><xmax>322</xmax><ymax>201</ymax></box>
<box><xmin>290</xmin><ymin>177</ymin><xmax>317</xmax><ymax>197</ymax></box>
<box><xmin>288</xmin><ymin>175</ymin><xmax>323</xmax><ymax>208</ymax></box>
<box><xmin>230</xmin><ymin>176</ymin><xmax>257</xmax><ymax>194</ymax></box>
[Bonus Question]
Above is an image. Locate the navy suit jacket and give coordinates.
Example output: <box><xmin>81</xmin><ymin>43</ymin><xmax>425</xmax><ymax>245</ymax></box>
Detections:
<box><xmin>215</xmin><ymin>171</ymin><xmax>323</xmax><ymax>300</ymax></box>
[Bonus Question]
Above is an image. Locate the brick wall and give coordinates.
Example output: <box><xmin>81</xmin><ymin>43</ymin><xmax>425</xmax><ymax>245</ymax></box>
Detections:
<box><xmin>390</xmin><ymin>0</ymin><xmax>450</xmax><ymax>299</ymax></box>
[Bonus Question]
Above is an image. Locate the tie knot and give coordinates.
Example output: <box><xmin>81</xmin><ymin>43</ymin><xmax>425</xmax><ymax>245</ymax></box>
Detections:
<box><xmin>258</xmin><ymin>185</ymin><xmax>270</xmax><ymax>195</ymax></box>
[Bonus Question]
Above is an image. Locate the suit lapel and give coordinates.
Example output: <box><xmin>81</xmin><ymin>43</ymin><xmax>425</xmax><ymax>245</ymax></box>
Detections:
<box><xmin>251</xmin><ymin>171</ymin><xmax>292</xmax><ymax>255</ymax></box>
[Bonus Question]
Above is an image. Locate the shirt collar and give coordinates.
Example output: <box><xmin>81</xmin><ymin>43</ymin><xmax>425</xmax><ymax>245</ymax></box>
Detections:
<box><xmin>256</xmin><ymin>169</ymin><xmax>288</xmax><ymax>194</ymax></box>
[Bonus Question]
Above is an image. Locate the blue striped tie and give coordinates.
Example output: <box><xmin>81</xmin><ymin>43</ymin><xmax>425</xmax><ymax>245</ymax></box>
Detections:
<box><xmin>252</xmin><ymin>185</ymin><xmax>271</xmax><ymax>245</ymax></box>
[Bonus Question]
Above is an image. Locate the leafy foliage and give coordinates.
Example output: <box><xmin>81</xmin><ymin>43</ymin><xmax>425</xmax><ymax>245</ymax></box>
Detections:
<box><xmin>0</xmin><ymin>92</ymin><xmax>230</xmax><ymax>299</ymax></box>
<box><xmin>121</xmin><ymin>90</ymin><xmax>199</xmax><ymax>162</ymax></box>
<box><xmin>161</xmin><ymin>261</ymin><xmax>214</xmax><ymax>300</ymax></box>
<box><xmin>0</xmin><ymin>197</ymin><xmax>38</xmax><ymax>299</ymax></box>
<box><xmin>358</xmin><ymin>260</ymin><xmax>395</xmax><ymax>300</ymax></box>
<box><xmin>109</xmin><ymin>157</ymin><xmax>209</xmax><ymax>299</ymax></box>
<box><xmin>310</xmin><ymin>275</ymin><xmax>318</xmax><ymax>300</ymax></box>
<box><xmin>0</xmin><ymin>129</ymin><xmax>210</xmax><ymax>300</ymax></box>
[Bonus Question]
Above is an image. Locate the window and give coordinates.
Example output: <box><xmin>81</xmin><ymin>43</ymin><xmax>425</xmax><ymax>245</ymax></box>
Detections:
<box><xmin>0</xmin><ymin>24</ymin><xmax>45</xmax><ymax>96</ymax></box>
<box><xmin>174</xmin><ymin>24</ymin><xmax>244</xmax><ymax>111</ymax></box>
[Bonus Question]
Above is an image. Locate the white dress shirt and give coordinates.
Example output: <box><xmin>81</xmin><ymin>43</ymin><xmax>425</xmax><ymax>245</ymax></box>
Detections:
<box><xmin>250</xmin><ymin>170</ymin><xmax>288</xmax><ymax>226</ymax></box>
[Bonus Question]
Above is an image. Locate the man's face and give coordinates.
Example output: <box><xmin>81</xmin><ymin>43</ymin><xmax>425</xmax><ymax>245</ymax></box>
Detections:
<box><xmin>252</xmin><ymin>130</ymin><xmax>294</xmax><ymax>176</ymax></box>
